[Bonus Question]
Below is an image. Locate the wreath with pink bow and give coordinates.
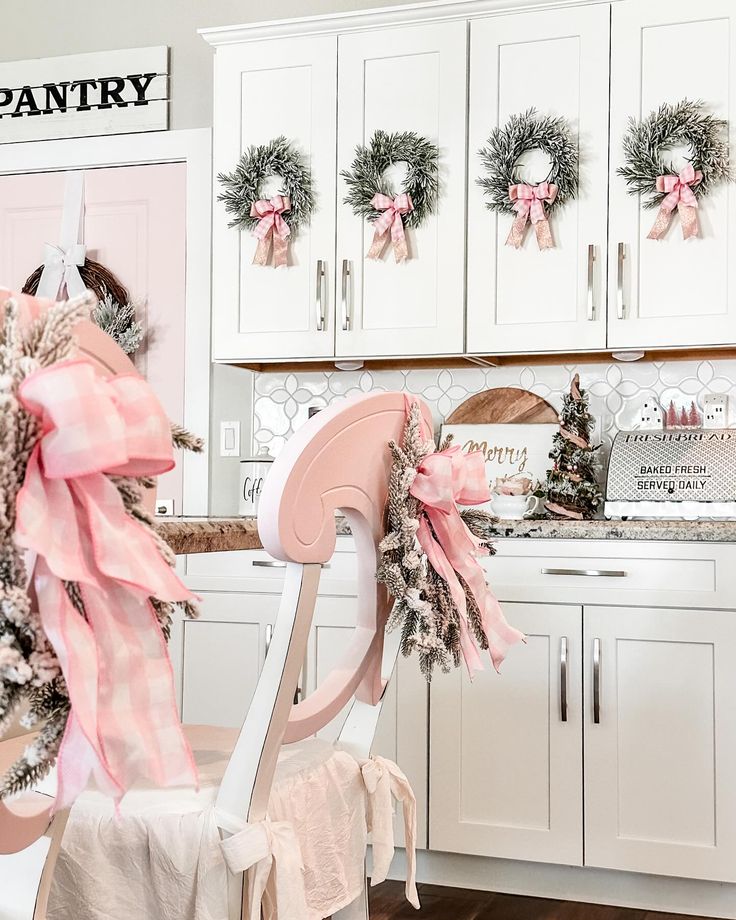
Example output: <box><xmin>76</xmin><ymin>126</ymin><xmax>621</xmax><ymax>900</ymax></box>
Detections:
<box><xmin>618</xmin><ymin>99</ymin><xmax>731</xmax><ymax>241</ymax></box>
<box><xmin>218</xmin><ymin>136</ymin><xmax>314</xmax><ymax>268</ymax></box>
<box><xmin>341</xmin><ymin>130</ymin><xmax>439</xmax><ymax>263</ymax></box>
<box><xmin>478</xmin><ymin>109</ymin><xmax>578</xmax><ymax>250</ymax></box>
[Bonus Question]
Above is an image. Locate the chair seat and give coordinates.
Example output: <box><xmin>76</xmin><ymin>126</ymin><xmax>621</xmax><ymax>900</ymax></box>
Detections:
<box><xmin>46</xmin><ymin>727</ymin><xmax>372</xmax><ymax>920</ymax></box>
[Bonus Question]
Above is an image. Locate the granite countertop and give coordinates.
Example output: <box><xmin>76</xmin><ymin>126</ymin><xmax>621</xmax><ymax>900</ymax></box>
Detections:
<box><xmin>157</xmin><ymin>514</ymin><xmax>736</xmax><ymax>554</ymax></box>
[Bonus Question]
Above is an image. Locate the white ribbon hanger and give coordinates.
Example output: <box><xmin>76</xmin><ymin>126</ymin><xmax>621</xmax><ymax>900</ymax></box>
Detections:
<box><xmin>36</xmin><ymin>171</ymin><xmax>87</xmax><ymax>301</ymax></box>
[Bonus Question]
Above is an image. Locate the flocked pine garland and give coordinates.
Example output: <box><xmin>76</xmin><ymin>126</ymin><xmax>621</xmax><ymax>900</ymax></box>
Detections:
<box><xmin>91</xmin><ymin>292</ymin><xmax>144</xmax><ymax>356</ymax></box>
<box><xmin>377</xmin><ymin>402</ymin><xmax>495</xmax><ymax>680</ymax></box>
<box><xmin>0</xmin><ymin>294</ymin><xmax>202</xmax><ymax>799</ymax></box>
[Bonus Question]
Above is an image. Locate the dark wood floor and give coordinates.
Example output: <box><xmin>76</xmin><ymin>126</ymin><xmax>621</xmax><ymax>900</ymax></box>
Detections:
<box><xmin>369</xmin><ymin>881</ymin><xmax>710</xmax><ymax>920</ymax></box>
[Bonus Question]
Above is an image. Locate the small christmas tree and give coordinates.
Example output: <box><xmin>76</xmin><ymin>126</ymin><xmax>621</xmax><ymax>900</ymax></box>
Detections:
<box><xmin>666</xmin><ymin>400</ymin><xmax>678</xmax><ymax>428</ymax></box>
<box><xmin>543</xmin><ymin>374</ymin><xmax>602</xmax><ymax>520</ymax></box>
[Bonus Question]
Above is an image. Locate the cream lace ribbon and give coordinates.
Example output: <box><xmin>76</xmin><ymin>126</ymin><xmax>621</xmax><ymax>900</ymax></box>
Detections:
<box><xmin>218</xmin><ymin>815</ymin><xmax>309</xmax><ymax>920</ymax></box>
<box><xmin>361</xmin><ymin>755</ymin><xmax>420</xmax><ymax>910</ymax></box>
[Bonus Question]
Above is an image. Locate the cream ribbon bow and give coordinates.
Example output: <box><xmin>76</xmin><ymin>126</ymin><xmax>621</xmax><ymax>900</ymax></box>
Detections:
<box><xmin>361</xmin><ymin>755</ymin><xmax>420</xmax><ymax>910</ymax></box>
<box><xmin>219</xmin><ymin>817</ymin><xmax>309</xmax><ymax>920</ymax></box>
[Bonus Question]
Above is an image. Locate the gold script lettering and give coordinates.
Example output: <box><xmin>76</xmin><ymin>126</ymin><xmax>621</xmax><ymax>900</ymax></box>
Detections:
<box><xmin>463</xmin><ymin>439</ymin><xmax>529</xmax><ymax>473</ymax></box>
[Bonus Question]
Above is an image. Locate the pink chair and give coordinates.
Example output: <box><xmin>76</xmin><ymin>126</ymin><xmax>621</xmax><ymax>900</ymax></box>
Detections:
<box><xmin>45</xmin><ymin>390</ymin><xmax>427</xmax><ymax>920</ymax></box>
<box><xmin>0</xmin><ymin>290</ymin><xmax>149</xmax><ymax>920</ymax></box>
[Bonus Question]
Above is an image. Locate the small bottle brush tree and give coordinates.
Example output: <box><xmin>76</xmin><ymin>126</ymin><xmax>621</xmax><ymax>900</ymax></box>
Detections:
<box><xmin>544</xmin><ymin>374</ymin><xmax>602</xmax><ymax>520</ymax></box>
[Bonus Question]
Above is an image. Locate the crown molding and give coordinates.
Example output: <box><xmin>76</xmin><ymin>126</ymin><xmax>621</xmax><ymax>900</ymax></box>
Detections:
<box><xmin>200</xmin><ymin>0</ymin><xmax>612</xmax><ymax>46</ymax></box>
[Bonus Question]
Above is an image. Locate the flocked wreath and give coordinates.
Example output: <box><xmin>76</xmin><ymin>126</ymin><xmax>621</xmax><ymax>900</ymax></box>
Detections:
<box><xmin>341</xmin><ymin>130</ymin><xmax>439</xmax><ymax>262</ymax></box>
<box><xmin>617</xmin><ymin>99</ymin><xmax>731</xmax><ymax>240</ymax></box>
<box><xmin>218</xmin><ymin>136</ymin><xmax>315</xmax><ymax>267</ymax></box>
<box><xmin>478</xmin><ymin>109</ymin><xmax>578</xmax><ymax>250</ymax></box>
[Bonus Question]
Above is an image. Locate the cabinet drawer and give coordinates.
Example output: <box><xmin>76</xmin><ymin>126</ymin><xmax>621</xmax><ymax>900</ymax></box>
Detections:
<box><xmin>484</xmin><ymin>540</ymin><xmax>735</xmax><ymax>610</ymax></box>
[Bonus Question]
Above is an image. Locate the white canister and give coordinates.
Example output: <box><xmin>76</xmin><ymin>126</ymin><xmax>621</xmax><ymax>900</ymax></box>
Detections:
<box><xmin>239</xmin><ymin>446</ymin><xmax>274</xmax><ymax>516</ymax></box>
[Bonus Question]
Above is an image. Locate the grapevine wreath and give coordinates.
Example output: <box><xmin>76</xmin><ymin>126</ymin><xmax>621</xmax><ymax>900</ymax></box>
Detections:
<box><xmin>617</xmin><ymin>99</ymin><xmax>731</xmax><ymax>240</ymax></box>
<box><xmin>477</xmin><ymin>109</ymin><xmax>578</xmax><ymax>249</ymax></box>
<box><xmin>341</xmin><ymin>129</ymin><xmax>439</xmax><ymax>262</ymax></box>
<box><xmin>217</xmin><ymin>136</ymin><xmax>314</xmax><ymax>267</ymax></box>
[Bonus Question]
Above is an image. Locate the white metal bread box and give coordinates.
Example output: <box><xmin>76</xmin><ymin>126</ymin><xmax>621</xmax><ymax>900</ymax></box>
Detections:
<box><xmin>605</xmin><ymin>429</ymin><xmax>736</xmax><ymax>520</ymax></box>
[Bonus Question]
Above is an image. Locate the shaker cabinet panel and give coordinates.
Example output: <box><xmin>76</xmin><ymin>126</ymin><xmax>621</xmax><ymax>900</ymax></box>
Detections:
<box><xmin>430</xmin><ymin>602</ymin><xmax>583</xmax><ymax>866</ymax></box>
<box><xmin>608</xmin><ymin>0</ymin><xmax>736</xmax><ymax>348</ymax></box>
<box><xmin>466</xmin><ymin>5</ymin><xmax>610</xmax><ymax>355</ymax></box>
<box><xmin>335</xmin><ymin>21</ymin><xmax>467</xmax><ymax>358</ymax></box>
<box><xmin>584</xmin><ymin>605</ymin><xmax>736</xmax><ymax>882</ymax></box>
<box><xmin>211</xmin><ymin>36</ymin><xmax>338</xmax><ymax>362</ymax></box>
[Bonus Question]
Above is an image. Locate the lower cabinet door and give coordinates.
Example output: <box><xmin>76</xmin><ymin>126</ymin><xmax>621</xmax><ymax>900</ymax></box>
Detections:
<box><xmin>430</xmin><ymin>602</ymin><xmax>583</xmax><ymax>865</ymax></box>
<box><xmin>181</xmin><ymin>591</ymin><xmax>280</xmax><ymax>728</ymax></box>
<box><xmin>584</xmin><ymin>605</ymin><xmax>736</xmax><ymax>882</ymax></box>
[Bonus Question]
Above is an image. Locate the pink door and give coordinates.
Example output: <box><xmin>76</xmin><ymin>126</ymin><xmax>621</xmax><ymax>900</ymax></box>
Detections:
<box><xmin>0</xmin><ymin>164</ymin><xmax>187</xmax><ymax>510</ymax></box>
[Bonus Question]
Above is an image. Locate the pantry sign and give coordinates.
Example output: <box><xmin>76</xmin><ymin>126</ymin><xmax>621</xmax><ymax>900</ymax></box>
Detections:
<box><xmin>0</xmin><ymin>47</ymin><xmax>169</xmax><ymax>143</ymax></box>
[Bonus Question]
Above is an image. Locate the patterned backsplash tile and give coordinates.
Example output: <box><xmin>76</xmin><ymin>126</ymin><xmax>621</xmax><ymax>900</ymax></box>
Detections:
<box><xmin>252</xmin><ymin>359</ymin><xmax>736</xmax><ymax>462</ymax></box>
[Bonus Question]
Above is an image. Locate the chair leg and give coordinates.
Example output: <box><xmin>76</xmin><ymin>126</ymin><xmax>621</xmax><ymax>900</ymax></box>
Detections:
<box><xmin>333</xmin><ymin>878</ymin><xmax>369</xmax><ymax>919</ymax></box>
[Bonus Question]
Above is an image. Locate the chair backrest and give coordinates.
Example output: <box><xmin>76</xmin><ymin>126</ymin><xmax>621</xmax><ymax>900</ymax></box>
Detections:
<box><xmin>216</xmin><ymin>392</ymin><xmax>434</xmax><ymax>827</ymax></box>
<box><xmin>0</xmin><ymin>290</ymin><xmax>145</xmax><ymax>918</ymax></box>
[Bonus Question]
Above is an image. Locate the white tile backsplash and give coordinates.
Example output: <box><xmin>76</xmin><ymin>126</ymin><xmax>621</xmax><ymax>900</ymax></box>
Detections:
<box><xmin>252</xmin><ymin>359</ymin><xmax>736</xmax><ymax>459</ymax></box>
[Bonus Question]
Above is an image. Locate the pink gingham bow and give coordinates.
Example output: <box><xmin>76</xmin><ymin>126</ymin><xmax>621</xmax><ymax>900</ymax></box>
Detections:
<box><xmin>647</xmin><ymin>164</ymin><xmax>702</xmax><ymax>240</ymax></box>
<box><xmin>366</xmin><ymin>193</ymin><xmax>414</xmax><ymax>262</ymax></box>
<box><xmin>15</xmin><ymin>359</ymin><xmax>197</xmax><ymax>809</ymax></box>
<box><xmin>409</xmin><ymin>442</ymin><xmax>525</xmax><ymax>675</ymax></box>
<box><xmin>250</xmin><ymin>195</ymin><xmax>292</xmax><ymax>268</ymax></box>
<box><xmin>507</xmin><ymin>182</ymin><xmax>559</xmax><ymax>250</ymax></box>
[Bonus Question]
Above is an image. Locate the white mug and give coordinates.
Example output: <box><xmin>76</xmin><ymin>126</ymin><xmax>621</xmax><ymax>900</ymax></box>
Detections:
<box><xmin>489</xmin><ymin>493</ymin><xmax>538</xmax><ymax>520</ymax></box>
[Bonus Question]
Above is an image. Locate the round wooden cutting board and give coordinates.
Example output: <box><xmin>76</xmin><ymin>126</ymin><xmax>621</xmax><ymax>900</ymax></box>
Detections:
<box><xmin>446</xmin><ymin>387</ymin><xmax>558</xmax><ymax>425</ymax></box>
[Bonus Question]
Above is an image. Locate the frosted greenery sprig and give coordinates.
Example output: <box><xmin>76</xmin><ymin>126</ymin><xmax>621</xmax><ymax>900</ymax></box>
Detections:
<box><xmin>218</xmin><ymin>136</ymin><xmax>315</xmax><ymax>232</ymax></box>
<box><xmin>478</xmin><ymin>108</ymin><xmax>579</xmax><ymax>215</ymax></box>
<box><xmin>341</xmin><ymin>130</ymin><xmax>439</xmax><ymax>229</ymax></box>
<box><xmin>618</xmin><ymin>99</ymin><xmax>731</xmax><ymax>208</ymax></box>
<box><xmin>91</xmin><ymin>293</ymin><xmax>144</xmax><ymax>356</ymax></box>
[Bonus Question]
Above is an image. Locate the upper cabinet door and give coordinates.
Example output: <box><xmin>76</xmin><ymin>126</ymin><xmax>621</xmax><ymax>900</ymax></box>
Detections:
<box><xmin>466</xmin><ymin>6</ymin><xmax>610</xmax><ymax>356</ymax></box>
<box><xmin>335</xmin><ymin>22</ymin><xmax>467</xmax><ymax>358</ymax></box>
<box><xmin>608</xmin><ymin>0</ymin><xmax>736</xmax><ymax>349</ymax></box>
<box><xmin>211</xmin><ymin>36</ymin><xmax>337</xmax><ymax>362</ymax></box>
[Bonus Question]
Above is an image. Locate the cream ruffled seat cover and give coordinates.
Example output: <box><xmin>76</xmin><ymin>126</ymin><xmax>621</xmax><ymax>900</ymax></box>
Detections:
<box><xmin>46</xmin><ymin>726</ymin><xmax>417</xmax><ymax>920</ymax></box>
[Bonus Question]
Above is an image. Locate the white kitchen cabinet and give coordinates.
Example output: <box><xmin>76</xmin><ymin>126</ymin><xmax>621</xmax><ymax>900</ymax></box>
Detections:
<box><xmin>211</xmin><ymin>35</ymin><xmax>338</xmax><ymax>362</ymax></box>
<box><xmin>181</xmin><ymin>590</ymin><xmax>280</xmax><ymax>728</ymax></box>
<box><xmin>608</xmin><ymin>0</ymin><xmax>736</xmax><ymax>349</ymax></box>
<box><xmin>335</xmin><ymin>21</ymin><xmax>467</xmax><ymax>358</ymax></box>
<box><xmin>584</xmin><ymin>604</ymin><xmax>736</xmax><ymax>882</ymax></box>
<box><xmin>466</xmin><ymin>5</ymin><xmax>610</xmax><ymax>355</ymax></box>
<box><xmin>430</xmin><ymin>602</ymin><xmax>583</xmax><ymax>865</ymax></box>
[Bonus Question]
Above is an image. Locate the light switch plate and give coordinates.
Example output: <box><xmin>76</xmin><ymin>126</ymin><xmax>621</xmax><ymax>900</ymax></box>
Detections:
<box><xmin>220</xmin><ymin>420</ymin><xmax>241</xmax><ymax>457</ymax></box>
<box><xmin>156</xmin><ymin>498</ymin><xmax>175</xmax><ymax>516</ymax></box>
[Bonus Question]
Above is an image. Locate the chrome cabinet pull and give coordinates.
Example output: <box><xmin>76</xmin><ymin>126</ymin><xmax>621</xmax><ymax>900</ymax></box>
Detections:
<box><xmin>593</xmin><ymin>637</ymin><xmax>601</xmax><ymax>724</ymax></box>
<box><xmin>617</xmin><ymin>242</ymin><xmax>626</xmax><ymax>320</ymax></box>
<box><xmin>341</xmin><ymin>259</ymin><xmax>352</xmax><ymax>331</ymax></box>
<box><xmin>560</xmin><ymin>636</ymin><xmax>568</xmax><ymax>723</ymax></box>
<box><xmin>541</xmin><ymin>567</ymin><xmax>627</xmax><ymax>578</ymax></box>
<box><xmin>252</xmin><ymin>559</ymin><xmax>330</xmax><ymax>570</ymax></box>
<box><xmin>587</xmin><ymin>244</ymin><xmax>596</xmax><ymax>321</ymax></box>
<box><xmin>265</xmin><ymin>623</ymin><xmax>273</xmax><ymax>658</ymax></box>
<box><xmin>315</xmin><ymin>259</ymin><xmax>326</xmax><ymax>332</ymax></box>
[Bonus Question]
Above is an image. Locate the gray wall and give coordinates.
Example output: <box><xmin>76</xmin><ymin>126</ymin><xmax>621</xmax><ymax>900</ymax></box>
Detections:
<box><xmin>0</xmin><ymin>0</ymin><xmax>413</xmax><ymax>129</ymax></box>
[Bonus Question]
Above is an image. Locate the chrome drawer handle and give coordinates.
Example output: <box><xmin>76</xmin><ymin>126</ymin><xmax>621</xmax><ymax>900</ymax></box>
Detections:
<box><xmin>593</xmin><ymin>637</ymin><xmax>601</xmax><ymax>724</ymax></box>
<box><xmin>560</xmin><ymin>636</ymin><xmax>568</xmax><ymax>723</ymax></box>
<box><xmin>617</xmin><ymin>242</ymin><xmax>626</xmax><ymax>320</ymax></box>
<box><xmin>315</xmin><ymin>259</ymin><xmax>326</xmax><ymax>332</ymax></box>
<box><xmin>341</xmin><ymin>259</ymin><xmax>352</xmax><ymax>331</ymax></box>
<box><xmin>252</xmin><ymin>559</ymin><xmax>330</xmax><ymax>569</ymax></box>
<box><xmin>541</xmin><ymin>568</ymin><xmax>627</xmax><ymax>578</ymax></box>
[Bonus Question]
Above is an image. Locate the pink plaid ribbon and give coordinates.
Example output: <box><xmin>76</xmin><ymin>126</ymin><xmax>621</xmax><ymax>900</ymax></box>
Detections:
<box><xmin>366</xmin><ymin>193</ymin><xmax>414</xmax><ymax>262</ymax></box>
<box><xmin>15</xmin><ymin>359</ymin><xmax>197</xmax><ymax>808</ymax></box>
<box><xmin>251</xmin><ymin>195</ymin><xmax>291</xmax><ymax>268</ymax></box>
<box><xmin>506</xmin><ymin>182</ymin><xmax>558</xmax><ymax>250</ymax></box>
<box><xmin>647</xmin><ymin>164</ymin><xmax>702</xmax><ymax>240</ymax></box>
<box><xmin>409</xmin><ymin>437</ymin><xmax>525</xmax><ymax>675</ymax></box>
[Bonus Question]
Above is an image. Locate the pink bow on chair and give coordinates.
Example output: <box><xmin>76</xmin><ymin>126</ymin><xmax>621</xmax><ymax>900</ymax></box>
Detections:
<box><xmin>15</xmin><ymin>359</ymin><xmax>198</xmax><ymax>809</ymax></box>
<box><xmin>366</xmin><ymin>193</ymin><xmax>414</xmax><ymax>262</ymax></box>
<box><xmin>409</xmin><ymin>444</ymin><xmax>525</xmax><ymax>675</ymax></box>
<box><xmin>647</xmin><ymin>164</ymin><xmax>702</xmax><ymax>240</ymax></box>
<box><xmin>507</xmin><ymin>182</ymin><xmax>558</xmax><ymax>250</ymax></box>
<box><xmin>251</xmin><ymin>195</ymin><xmax>292</xmax><ymax>268</ymax></box>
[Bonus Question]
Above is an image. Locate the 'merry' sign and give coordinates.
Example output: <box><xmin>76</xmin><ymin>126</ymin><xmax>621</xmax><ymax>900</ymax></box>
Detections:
<box><xmin>0</xmin><ymin>46</ymin><xmax>168</xmax><ymax>144</ymax></box>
